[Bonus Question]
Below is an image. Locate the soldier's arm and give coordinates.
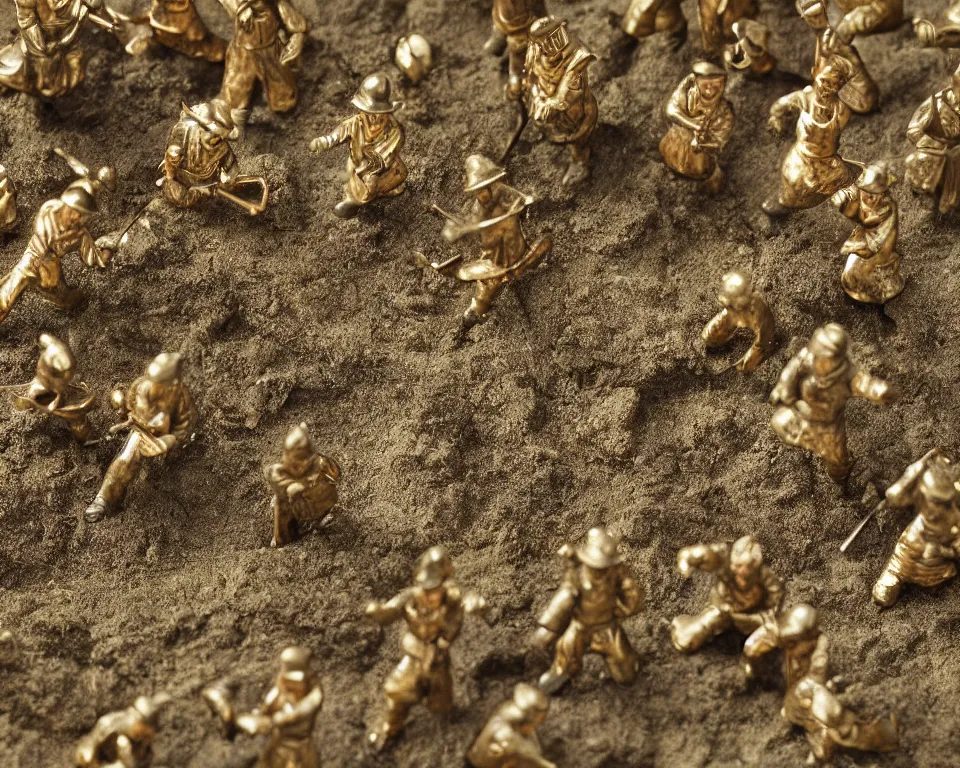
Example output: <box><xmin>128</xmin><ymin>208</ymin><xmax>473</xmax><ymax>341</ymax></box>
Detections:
<box><xmin>254</xmin><ymin>685</ymin><xmax>281</xmax><ymax>716</ymax></box>
<box><xmin>15</xmin><ymin>0</ymin><xmax>46</xmax><ymax>56</ymax></box>
<box><xmin>616</xmin><ymin>569</ymin><xmax>645</xmax><ymax>618</ymax></box>
<box><xmin>702</xmin><ymin>308</ymin><xmax>736</xmax><ymax>348</ymax></box>
<box><xmin>219</xmin><ymin>148</ymin><xmax>239</xmax><ymax>187</ymax></box>
<box><xmin>808</xmin><ymin>635</ymin><xmax>830</xmax><ymax>682</ymax></box>
<box><xmin>906</xmin><ymin>97</ymin><xmax>934</xmax><ymax>145</ymax></box>
<box><xmin>761</xmin><ymin>567</ymin><xmax>784</xmax><ymax>611</ymax></box>
<box><xmin>706</xmin><ymin>102</ymin><xmax>734</xmax><ymax>151</ymax></box>
<box><xmin>676</xmin><ymin>542</ymin><xmax>727</xmax><ymax>576</ymax></box>
<box><xmin>830</xmin><ymin>184</ymin><xmax>859</xmax><ymax>218</ymax></box>
<box><xmin>310</xmin><ymin>118</ymin><xmax>353</xmax><ymax>152</ymax></box>
<box><xmin>768</xmin><ymin>88</ymin><xmax>808</xmax><ymax>135</ymax></box>
<box><xmin>769</xmin><ymin>349</ymin><xmax>807</xmax><ymax>406</ymax></box>
<box><xmin>271</xmin><ymin>684</ymin><xmax>322</xmax><ymax>726</ymax></box>
<box><xmin>850</xmin><ymin>369</ymin><xmax>898</xmax><ymax>405</ymax></box>
<box><xmin>552</xmin><ymin>54</ymin><xmax>595</xmax><ymax>110</ymax></box>
<box><xmin>366</xmin><ymin>588</ymin><xmax>411</xmax><ymax>625</ymax></box>
<box><xmin>171</xmin><ymin>386</ymin><xmax>198</xmax><ymax>443</ymax></box>
<box><xmin>665</xmin><ymin>76</ymin><xmax>701</xmax><ymax>133</ymax></box>
<box><xmin>886</xmin><ymin>451</ymin><xmax>943</xmax><ymax>507</ymax></box>
<box><xmin>277</xmin><ymin>0</ymin><xmax>307</xmax><ymax>65</ymax></box>
<box><xmin>80</xmin><ymin>228</ymin><xmax>113</xmax><ymax>269</ymax></box>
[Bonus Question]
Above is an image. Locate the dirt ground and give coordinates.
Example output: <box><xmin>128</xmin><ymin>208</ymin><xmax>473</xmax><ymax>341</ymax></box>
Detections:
<box><xmin>1</xmin><ymin>0</ymin><xmax>959</xmax><ymax>765</ymax></box>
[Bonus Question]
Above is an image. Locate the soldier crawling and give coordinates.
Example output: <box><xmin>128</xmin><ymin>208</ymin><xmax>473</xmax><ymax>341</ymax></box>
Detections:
<box><xmin>365</xmin><ymin>546</ymin><xmax>488</xmax><ymax>751</ymax></box>
<box><xmin>873</xmin><ymin>450</ymin><xmax>960</xmax><ymax>608</ymax></box>
<box><xmin>671</xmin><ymin>535</ymin><xmax>783</xmax><ymax>654</ymax></box>
<box><xmin>85</xmin><ymin>353</ymin><xmax>197</xmax><ymax>523</ymax></box>
<box><xmin>74</xmin><ymin>694</ymin><xmax>171</xmax><ymax>768</ymax></box>
<box><xmin>467</xmin><ymin>683</ymin><xmax>556</xmax><ymax>768</ymax></box>
<box><xmin>534</xmin><ymin>527</ymin><xmax>644</xmax><ymax>693</ymax></box>
<box><xmin>701</xmin><ymin>269</ymin><xmax>775</xmax><ymax>373</ymax></box>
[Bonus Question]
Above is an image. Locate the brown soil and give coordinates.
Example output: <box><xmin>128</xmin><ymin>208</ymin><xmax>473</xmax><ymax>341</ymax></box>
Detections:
<box><xmin>1</xmin><ymin>0</ymin><xmax>959</xmax><ymax>766</ymax></box>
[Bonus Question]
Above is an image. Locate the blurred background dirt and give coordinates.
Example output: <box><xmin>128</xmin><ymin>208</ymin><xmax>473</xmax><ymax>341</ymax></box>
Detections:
<box><xmin>1</xmin><ymin>0</ymin><xmax>959</xmax><ymax>765</ymax></box>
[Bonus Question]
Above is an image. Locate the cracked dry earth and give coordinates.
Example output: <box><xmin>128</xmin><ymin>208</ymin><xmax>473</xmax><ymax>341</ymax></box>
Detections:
<box><xmin>1</xmin><ymin>0</ymin><xmax>960</xmax><ymax>766</ymax></box>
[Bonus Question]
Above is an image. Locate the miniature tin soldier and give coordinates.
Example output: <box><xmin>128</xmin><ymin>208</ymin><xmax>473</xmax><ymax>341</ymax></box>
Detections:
<box><xmin>203</xmin><ymin>646</ymin><xmax>323</xmax><ymax>768</ymax></box>
<box><xmin>830</xmin><ymin>162</ymin><xmax>903</xmax><ymax>304</ymax></box>
<box><xmin>724</xmin><ymin>20</ymin><xmax>776</xmax><ymax>76</ymax></box>
<box><xmin>0</xmin><ymin>165</ymin><xmax>16</xmax><ymax>233</ymax></box>
<box><xmin>365</xmin><ymin>546</ymin><xmax>488</xmax><ymax>750</ymax></box>
<box><xmin>833</xmin><ymin>0</ymin><xmax>902</xmax><ymax>40</ymax></box>
<box><xmin>431</xmin><ymin>154</ymin><xmax>552</xmax><ymax>330</ymax></box>
<box><xmin>487</xmin><ymin>0</ymin><xmax>546</xmax><ymax>99</ymax></box>
<box><xmin>905</xmin><ymin>69</ymin><xmax>960</xmax><ymax>215</ymax></box>
<box><xmin>309</xmin><ymin>74</ymin><xmax>406</xmax><ymax>219</ymax></box>
<box><xmin>265</xmin><ymin>423</ymin><xmax>341</xmax><ymax>547</ymax></box>
<box><xmin>148</xmin><ymin>0</ymin><xmax>227</xmax><ymax>61</ymax></box>
<box><xmin>699</xmin><ymin>0</ymin><xmax>757</xmax><ymax>55</ymax></box>
<box><xmin>769</xmin><ymin>323</ymin><xmax>897</xmax><ymax>482</ymax></box>
<box><xmin>74</xmin><ymin>694</ymin><xmax>171</xmax><ymax>768</ymax></box>
<box><xmin>764</xmin><ymin>62</ymin><xmax>852</xmax><ymax>217</ymax></box>
<box><xmin>621</xmin><ymin>0</ymin><xmax>687</xmax><ymax>47</ymax></box>
<box><xmin>521</xmin><ymin>17</ymin><xmax>597</xmax><ymax>187</ymax></box>
<box><xmin>743</xmin><ymin>604</ymin><xmax>899</xmax><ymax>761</ymax></box>
<box><xmin>659</xmin><ymin>62</ymin><xmax>733</xmax><ymax>195</ymax></box>
<box><xmin>6</xmin><ymin>333</ymin><xmax>95</xmax><ymax>443</ymax></box>
<box><xmin>873</xmin><ymin>451</ymin><xmax>960</xmax><ymax>607</ymax></box>
<box><xmin>671</xmin><ymin>535</ymin><xmax>783</xmax><ymax>653</ymax></box>
<box><xmin>84</xmin><ymin>352</ymin><xmax>197</xmax><ymax>523</ymax></box>
<box><xmin>701</xmin><ymin>270</ymin><xmax>775</xmax><ymax>373</ymax></box>
<box><xmin>534</xmin><ymin>527</ymin><xmax>644</xmax><ymax>693</ymax></box>
<box><xmin>467</xmin><ymin>683</ymin><xmax>556</xmax><ymax>768</ymax></box>
<box><xmin>217</xmin><ymin>0</ymin><xmax>308</xmax><ymax>129</ymax></box>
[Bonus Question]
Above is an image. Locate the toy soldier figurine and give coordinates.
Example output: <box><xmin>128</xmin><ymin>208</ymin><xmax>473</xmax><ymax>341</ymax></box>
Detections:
<box><xmin>430</xmin><ymin>154</ymin><xmax>552</xmax><ymax>330</ymax></box>
<box><xmin>467</xmin><ymin>683</ymin><xmax>556</xmax><ymax>768</ymax></box>
<box><xmin>724</xmin><ymin>20</ymin><xmax>776</xmax><ymax>76</ymax></box>
<box><xmin>161</xmin><ymin>100</ymin><xmax>268</xmax><ymax>215</ymax></box>
<box><xmin>264</xmin><ymin>423</ymin><xmax>341</xmax><ymax>547</ymax></box>
<box><xmin>701</xmin><ymin>270</ymin><xmax>775</xmax><ymax>373</ymax></box>
<box><xmin>520</xmin><ymin>17</ymin><xmax>597</xmax><ymax>187</ymax></box>
<box><xmin>146</xmin><ymin>0</ymin><xmax>226</xmax><ymax>61</ymax></box>
<box><xmin>873</xmin><ymin>450</ymin><xmax>960</xmax><ymax>607</ymax></box>
<box><xmin>309</xmin><ymin>74</ymin><xmax>406</xmax><ymax>219</ymax></box>
<box><xmin>6</xmin><ymin>333</ymin><xmax>95</xmax><ymax>443</ymax></box>
<box><xmin>365</xmin><ymin>546</ymin><xmax>488</xmax><ymax>750</ymax></box>
<box><xmin>743</xmin><ymin>604</ymin><xmax>899</xmax><ymax>762</ymax></box>
<box><xmin>621</xmin><ymin>0</ymin><xmax>687</xmax><ymax>47</ymax></box>
<box><xmin>905</xmin><ymin>68</ymin><xmax>960</xmax><ymax>215</ymax></box>
<box><xmin>534</xmin><ymin>527</ymin><xmax>644</xmax><ymax>693</ymax></box>
<box><xmin>74</xmin><ymin>694</ymin><xmax>171</xmax><ymax>768</ymax></box>
<box><xmin>763</xmin><ymin>62</ymin><xmax>852</xmax><ymax>217</ymax></box>
<box><xmin>659</xmin><ymin>62</ymin><xmax>733</xmax><ymax>195</ymax></box>
<box><xmin>203</xmin><ymin>647</ymin><xmax>323</xmax><ymax>768</ymax></box>
<box><xmin>769</xmin><ymin>323</ymin><xmax>897</xmax><ymax>482</ymax></box>
<box><xmin>486</xmin><ymin>0</ymin><xmax>546</xmax><ymax>99</ymax></box>
<box><xmin>698</xmin><ymin>0</ymin><xmax>757</xmax><ymax>55</ymax></box>
<box><xmin>84</xmin><ymin>352</ymin><xmax>197</xmax><ymax>523</ymax></box>
<box><xmin>832</xmin><ymin>0</ymin><xmax>902</xmax><ymax>40</ymax></box>
<box><xmin>217</xmin><ymin>0</ymin><xmax>307</xmax><ymax>129</ymax></box>
<box><xmin>671</xmin><ymin>535</ymin><xmax>783</xmax><ymax>653</ymax></box>
<box><xmin>0</xmin><ymin>165</ymin><xmax>16</xmax><ymax>233</ymax></box>
<box><xmin>830</xmin><ymin>162</ymin><xmax>903</xmax><ymax>304</ymax></box>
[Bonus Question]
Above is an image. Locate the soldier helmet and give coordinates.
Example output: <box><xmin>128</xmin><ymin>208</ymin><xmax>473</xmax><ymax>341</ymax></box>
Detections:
<box><xmin>777</xmin><ymin>603</ymin><xmax>820</xmax><ymax>642</ymax></box>
<box><xmin>352</xmin><ymin>73</ymin><xmax>403</xmax><ymax>114</ymax></box>
<box><xmin>730</xmin><ymin>535</ymin><xmax>763</xmax><ymax>570</ymax></box>
<box><xmin>61</xmin><ymin>181</ymin><xmax>98</xmax><ymax>216</ymax></box>
<box><xmin>512</xmin><ymin>683</ymin><xmax>549</xmax><ymax>716</ymax></box>
<box><xmin>284</xmin><ymin>423</ymin><xmax>313</xmax><ymax>453</ymax></box>
<box><xmin>279</xmin><ymin>646</ymin><xmax>312</xmax><ymax>683</ymax></box>
<box><xmin>808</xmin><ymin>323</ymin><xmax>848</xmax><ymax>359</ymax></box>
<box><xmin>718</xmin><ymin>270</ymin><xmax>752</xmax><ymax>307</ymax></box>
<box><xmin>36</xmin><ymin>334</ymin><xmax>76</xmax><ymax>389</ymax></box>
<box><xmin>96</xmin><ymin>165</ymin><xmax>118</xmax><ymax>194</ymax></box>
<box><xmin>395</xmin><ymin>34</ymin><xmax>433</xmax><ymax>85</ymax></box>
<box><xmin>132</xmin><ymin>693</ymin><xmax>172</xmax><ymax>723</ymax></box>
<box><xmin>414</xmin><ymin>545</ymin><xmax>454</xmax><ymax>590</ymax></box>
<box><xmin>919</xmin><ymin>465</ymin><xmax>957</xmax><ymax>503</ymax></box>
<box><xmin>464</xmin><ymin>154</ymin><xmax>507</xmax><ymax>193</ymax></box>
<box><xmin>181</xmin><ymin>100</ymin><xmax>236</xmax><ymax>139</ymax></box>
<box><xmin>576</xmin><ymin>527</ymin><xmax>623</xmax><ymax>569</ymax></box>
<box><xmin>693</xmin><ymin>60</ymin><xmax>727</xmax><ymax>79</ymax></box>
<box><xmin>146</xmin><ymin>352</ymin><xmax>182</xmax><ymax>384</ymax></box>
<box><xmin>856</xmin><ymin>162</ymin><xmax>897</xmax><ymax>194</ymax></box>
<box><xmin>530</xmin><ymin>16</ymin><xmax>569</xmax><ymax>55</ymax></box>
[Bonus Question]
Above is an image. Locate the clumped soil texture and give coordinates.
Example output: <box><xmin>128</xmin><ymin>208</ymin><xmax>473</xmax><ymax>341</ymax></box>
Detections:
<box><xmin>1</xmin><ymin>0</ymin><xmax>959</xmax><ymax>765</ymax></box>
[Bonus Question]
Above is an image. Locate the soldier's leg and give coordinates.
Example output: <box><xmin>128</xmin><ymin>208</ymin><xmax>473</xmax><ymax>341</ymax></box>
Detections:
<box><xmin>563</xmin><ymin>138</ymin><xmax>592</xmax><ymax>188</ymax></box>
<box><xmin>872</xmin><ymin>556</ymin><xmax>906</xmax><ymax>608</ymax></box>
<box><xmin>272</xmin><ymin>499</ymin><xmax>298</xmax><ymax>547</ymax></box>
<box><xmin>463</xmin><ymin>279</ymin><xmax>504</xmax><ymax>328</ymax></box>
<box><xmin>819</xmin><ymin>426</ymin><xmax>851</xmax><ymax>483</ymax></box>
<box><xmin>260</xmin><ymin>48</ymin><xmax>298</xmax><ymax>114</ymax></box>
<box><xmin>425</xmin><ymin>656</ymin><xmax>454</xmax><ymax>714</ymax></box>
<box><xmin>85</xmin><ymin>432</ymin><xmax>144</xmax><ymax>522</ymax></box>
<box><xmin>370</xmin><ymin>655</ymin><xmax>423</xmax><ymax>745</ymax></box>
<box><xmin>597</xmin><ymin>625</ymin><xmax>640</xmax><ymax>685</ymax></box>
<box><xmin>67</xmin><ymin>415</ymin><xmax>94</xmax><ymax>444</ymax></box>
<box><xmin>504</xmin><ymin>33</ymin><xmax>527</xmax><ymax>100</ymax></box>
<box><xmin>670</xmin><ymin>605</ymin><xmax>731</xmax><ymax>653</ymax></box>
<box><xmin>538</xmin><ymin>621</ymin><xmax>586</xmax><ymax>693</ymax></box>
<box><xmin>39</xmin><ymin>279</ymin><xmax>84</xmax><ymax>310</ymax></box>
<box><xmin>0</xmin><ymin>266</ymin><xmax>35</xmax><ymax>323</ymax></box>
<box><xmin>219</xmin><ymin>42</ymin><xmax>257</xmax><ymax>127</ymax></box>
<box><xmin>484</xmin><ymin>26</ymin><xmax>507</xmax><ymax>56</ymax></box>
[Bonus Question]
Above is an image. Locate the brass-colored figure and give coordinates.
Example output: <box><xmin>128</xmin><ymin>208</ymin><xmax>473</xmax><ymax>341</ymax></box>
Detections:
<box><xmin>535</xmin><ymin>527</ymin><xmax>644</xmax><ymax>693</ymax></box>
<box><xmin>148</xmin><ymin>0</ymin><xmax>227</xmax><ymax>61</ymax></box>
<box><xmin>84</xmin><ymin>352</ymin><xmax>198</xmax><ymax>522</ymax></box>
<box><xmin>265</xmin><ymin>423</ymin><xmax>341</xmax><ymax>547</ymax></box>
<box><xmin>873</xmin><ymin>451</ymin><xmax>960</xmax><ymax>607</ymax></box>
<box><xmin>0</xmin><ymin>165</ymin><xmax>16</xmax><ymax>233</ymax></box>
<box><xmin>488</xmin><ymin>0</ymin><xmax>546</xmax><ymax>99</ymax></box>
<box><xmin>522</xmin><ymin>17</ymin><xmax>597</xmax><ymax>187</ymax></box>
<box><xmin>905</xmin><ymin>69</ymin><xmax>960</xmax><ymax>215</ymax></box>
<box><xmin>743</xmin><ymin>604</ymin><xmax>899</xmax><ymax>762</ymax></box>
<box><xmin>467</xmin><ymin>683</ymin><xmax>555</xmax><ymax>768</ymax></box>
<box><xmin>698</xmin><ymin>0</ymin><xmax>757</xmax><ymax>55</ymax></box>
<box><xmin>309</xmin><ymin>74</ymin><xmax>406</xmax><ymax>219</ymax></box>
<box><xmin>724</xmin><ymin>20</ymin><xmax>776</xmax><ymax>76</ymax></box>
<box><xmin>395</xmin><ymin>34</ymin><xmax>432</xmax><ymax>84</ymax></box>
<box><xmin>830</xmin><ymin>162</ymin><xmax>903</xmax><ymax>304</ymax></box>
<box><xmin>769</xmin><ymin>323</ymin><xmax>897</xmax><ymax>482</ymax></box>
<box><xmin>74</xmin><ymin>694</ymin><xmax>171</xmax><ymax>768</ymax></box>
<box><xmin>217</xmin><ymin>0</ymin><xmax>308</xmax><ymax>128</ymax></box>
<box><xmin>914</xmin><ymin>12</ymin><xmax>960</xmax><ymax>48</ymax></box>
<box><xmin>671</xmin><ymin>535</ymin><xmax>783</xmax><ymax>653</ymax></box>
<box><xmin>659</xmin><ymin>62</ymin><xmax>733</xmax><ymax>194</ymax></box>
<box><xmin>833</xmin><ymin>0</ymin><xmax>902</xmax><ymax>40</ymax></box>
<box><xmin>365</xmin><ymin>546</ymin><xmax>488</xmax><ymax>750</ymax></box>
<box><xmin>622</xmin><ymin>0</ymin><xmax>687</xmax><ymax>45</ymax></box>
<box><xmin>6</xmin><ymin>333</ymin><xmax>95</xmax><ymax>443</ymax></box>
<box><xmin>764</xmin><ymin>62</ymin><xmax>852</xmax><ymax>217</ymax></box>
<box><xmin>701</xmin><ymin>270</ymin><xmax>775</xmax><ymax>373</ymax></box>
<box><xmin>203</xmin><ymin>647</ymin><xmax>323</xmax><ymax>768</ymax></box>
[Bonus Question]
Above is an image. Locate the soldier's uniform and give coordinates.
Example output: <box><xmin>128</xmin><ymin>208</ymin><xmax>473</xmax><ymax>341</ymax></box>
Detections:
<box><xmin>491</xmin><ymin>0</ymin><xmax>546</xmax><ymax>98</ymax></box>
<box><xmin>75</xmin><ymin>695</ymin><xmax>170</xmax><ymax>768</ymax></box>
<box><xmin>467</xmin><ymin>684</ymin><xmax>555</xmax><ymax>768</ymax></box>
<box><xmin>149</xmin><ymin>0</ymin><xmax>226</xmax><ymax>62</ymax></box>
<box><xmin>0</xmin><ymin>165</ymin><xmax>16</xmax><ymax>233</ymax></box>
<box><xmin>671</xmin><ymin>536</ymin><xmax>783</xmax><ymax>653</ymax></box>
<box><xmin>905</xmin><ymin>75</ymin><xmax>960</xmax><ymax>214</ymax></box>
<box><xmin>85</xmin><ymin>353</ymin><xmax>197</xmax><ymax>522</ymax></box>
<box><xmin>701</xmin><ymin>270</ymin><xmax>775</xmax><ymax>373</ymax></box>
<box><xmin>162</xmin><ymin>100</ymin><xmax>239</xmax><ymax>209</ymax></box>
<box><xmin>536</xmin><ymin>528</ymin><xmax>644</xmax><ymax>693</ymax></box>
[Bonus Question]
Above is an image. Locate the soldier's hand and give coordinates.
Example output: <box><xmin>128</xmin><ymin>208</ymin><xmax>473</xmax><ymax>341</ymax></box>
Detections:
<box><xmin>766</xmin><ymin>112</ymin><xmax>786</xmax><ymax>136</ymax></box>
<box><xmin>914</xmin><ymin>18</ymin><xmax>937</xmax><ymax>47</ymax></box>
<box><xmin>287</xmin><ymin>482</ymin><xmax>305</xmax><ymax>499</ymax></box>
<box><xmin>441</xmin><ymin>221</ymin><xmax>464</xmax><ymax>244</ymax></box>
<box><xmin>309</xmin><ymin>136</ymin><xmax>332</xmax><ymax>153</ymax></box>
<box><xmin>677</xmin><ymin>551</ymin><xmax>694</xmax><ymax>577</ymax></box>
<box><xmin>236</xmin><ymin>713</ymin><xmax>271</xmax><ymax>735</ymax></box>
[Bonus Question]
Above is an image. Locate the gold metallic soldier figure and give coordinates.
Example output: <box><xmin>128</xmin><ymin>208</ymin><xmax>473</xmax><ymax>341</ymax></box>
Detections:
<box><xmin>535</xmin><ymin>527</ymin><xmax>644</xmax><ymax>693</ymax></box>
<box><xmin>698</xmin><ymin>0</ymin><xmax>757</xmax><ymax>55</ymax></box>
<box><xmin>203</xmin><ymin>647</ymin><xmax>324</xmax><ymax>768</ymax></box>
<box><xmin>310</xmin><ymin>73</ymin><xmax>406</xmax><ymax>219</ymax></box>
<box><xmin>467</xmin><ymin>683</ymin><xmax>555</xmax><ymax>768</ymax></box>
<box><xmin>743</xmin><ymin>604</ymin><xmax>899</xmax><ymax>762</ymax></box>
<box><xmin>701</xmin><ymin>270</ymin><xmax>775</xmax><ymax>373</ymax></box>
<box><xmin>265</xmin><ymin>423</ymin><xmax>342</xmax><ymax>547</ymax></box>
<box><xmin>217</xmin><ymin>0</ymin><xmax>308</xmax><ymax>128</ymax></box>
<box><xmin>905</xmin><ymin>68</ymin><xmax>960</xmax><ymax>215</ymax></box>
<box><xmin>671</xmin><ymin>535</ymin><xmax>783</xmax><ymax>653</ymax></box>
<box><xmin>724</xmin><ymin>20</ymin><xmax>776</xmax><ymax>76</ymax></box>
<box><xmin>873</xmin><ymin>450</ymin><xmax>960</xmax><ymax>607</ymax></box>
<box><xmin>0</xmin><ymin>165</ymin><xmax>16</xmax><ymax>233</ymax></box>
<box><xmin>147</xmin><ymin>0</ymin><xmax>227</xmax><ymax>61</ymax></box>
<box><xmin>621</xmin><ymin>0</ymin><xmax>687</xmax><ymax>46</ymax></box>
<box><xmin>6</xmin><ymin>333</ymin><xmax>95</xmax><ymax>443</ymax></box>
<box><xmin>660</xmin><ymin>62</ymin><xmax>733</xmax><ymax>195</ymax></box>
<box><xmin>522</xmin><ymin>17</ymin><xmax>597</xmax><ymax>187</ymax></box>
<box><xmin>833</xmin><ymin>0</ymin><xmax>901</xmax><ymax>40</ymax></box>
<box><xmin>365</xmin><ymin>546</ymin><xmax>488</xmax><ymax>750</ymax></box>
<box><xmin>486</xmin><ymin>0</ymin><xmax>546</xmax><ymax>99</ymax></box>
<box><xmin>915</xmin><ymin>10</ymin><xmax>960</xmax><ymax>48</ymax></box>
<box><xmin>85</xmin><ymin>352</ymin><xmax>198</xmax><ymax>522</ymax></box>
<box><xmin>769</xmin><ymin>323</ymin><xmax>897</xmax><ymax>482</ymax></box>
<box><xmin>830</xmin><ymin>162</ymin><xmax>903</xmax><ymax>304</ymax></box>
<box><xmin>74</xmin><ymin>694</ymin><xmax>171</xmax><ymax>768</ymax></box>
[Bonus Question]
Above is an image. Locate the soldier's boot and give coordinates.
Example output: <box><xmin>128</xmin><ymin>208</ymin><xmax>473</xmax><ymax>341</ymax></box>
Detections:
<box><xmin>562</xmin><ymin>145</ymin><xmax>591</xmax><ymax>188</ymax></box>
<box><xmin>701</xmin><ymin>166</ymin><xmax>724</xmax><ymax>195</ymax></box>
<box><xmin>871</xmin><ymin>568</ymin><xmax>904</xmax><ymax>608</ymax></box>
<box><xmin>69</xmin><ymin>417</ymin><xmax>94</xmax><ymax>444</ymax></box>
<box><xmin>84</xmin><ymin>495</ymin><xmax>111</xmax><ymax>523</ymax></box>
<box><xmin>484</xmin><ymin>27</ymin><xmax>507</xmax><ymax>56</ymax></box>
<box><xmin>839</xmin><ymin>713</ymin><xmax>899</xmax><ymax>753</ymax></box>
<box><xmin>670</xmin><ymin>606</ymin><xmax>724</xmax><ymax>653</ymax></box>
<box><xmin>761</xmin><ymin>197</ymin><xmax>792</xmax><ymax>217</ymax></box>
<box><xmin>823</xmin><ymin>455</ymin><xmax>852</xmax><ymax>484</ymax></box>
<box><xmin>334</xmin><ymin>198</ymin><xmax>362</xmax><ymax>219</ymax></box>
<box><xmin>537</xmin><ymin>667</ymin><xmax>570</xmax><ymax>695</ymax></box>
<box><xmin>367</xmin><ymin>697</ymin><xmax>412</xmax><ymax>752</ymax></box>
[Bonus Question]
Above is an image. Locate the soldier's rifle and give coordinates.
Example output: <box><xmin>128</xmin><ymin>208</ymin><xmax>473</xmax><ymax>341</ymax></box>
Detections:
<box><xmin>107</xmin><ymin>414</ymin><xmax>170</xmax><ymax>454</ymax></box>
<box><xmin>155</xmin><ymin>175</ymin><xmax>269</xmax><ymax>215</ymax></box>
<box><xmin>500</xmin><ymin>98</ymin><xmax>530</xmax><ymax>164</ymax></box>
<box><xmin>422</xmin><ymin>201</ymin><xmax>528</xmax><ymax>271</ymax></box>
